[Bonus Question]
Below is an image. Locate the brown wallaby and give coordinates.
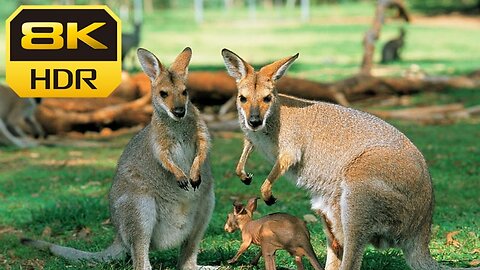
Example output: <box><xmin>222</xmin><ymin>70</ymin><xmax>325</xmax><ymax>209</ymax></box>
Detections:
<box><xmin>381</xmin><ymin>28</ymin><xmax>406</xmax><ymax>63</ymax></box>
<box><xmin>0</xmin><ymin>84</ymin><xmax>45</xmax><ymax>148</ymax></box>
<box><xmin>221</xmin><ymin>48</ymin><xmax>477</xmax><ymax>270</ymax></box>
<box><xmin>22</xmin><ymin>48</ymin><xmax>216</xmax><ymax>270</ymax></box>
<box><xmin>224</xmin><ymin>197</ymin><xmax>323</xmax><ymax>270</ymax></box>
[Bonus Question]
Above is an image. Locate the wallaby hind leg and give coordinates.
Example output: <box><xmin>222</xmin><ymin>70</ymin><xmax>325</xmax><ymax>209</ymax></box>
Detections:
<box><xmin>6</xmin><ymin>105</ymin><xmax>28</xmax><ymax>138</ymax></box>
<box><xmin>116</xmin><ymin>196</ymin><xmax>156</xmax><ymax>270</ymax></box>
<box><xmin>0</xmin><ymin>120</ymin><xmax>29</xmax><ymax>148</ymax></box>
<box><xmin>26</xmin><ymin>115</ymin><xmax>46</xmax><ymax>139</ymax></box>
<box><xmin>338</xmin><ymin>221</ymin><xmax>367</xmax><ymax>270</ymax></box>
<box><xmin>339</xmin><ymin>191</ymin><xmax>370</xmax><ymax>270</ymax></box>
<box><xmin>262</xmin><ymin>251</ymin><xmax>277</xmax><ymax>270</ymax></box>
<box><xmin>402</xmin><ymin>223</ymin><xmax>442</xmax><ymax>270</ymax></box>
<box><xmin>178</xmin><ymin>186</ymin><xmax>214</xmax><ymax>270</ymax></box>
<box><xmin>319</xmin><ymin>213</ymin><xmax>342</xmax><ymax>270</ymax></box>
<box><xmin>261</xmin><ymin>244</ymin><xmax>277</xmax><ymax>270</ymax></box>
<box><xmin>294</xmin><ymin>256</ymin><xmax>305</xmax><ymax>270</ymax></box>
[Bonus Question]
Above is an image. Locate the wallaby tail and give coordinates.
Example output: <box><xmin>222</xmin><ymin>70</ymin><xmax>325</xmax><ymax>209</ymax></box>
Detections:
<box><xmin>21</xmin><ymin>236</ymin><xmax>125</xmax><ymax>263</ymax></box>
<box><xmin>404</xmin><ymin>241</ymin><xmax>479</xmax><ymax>270</ymax></box>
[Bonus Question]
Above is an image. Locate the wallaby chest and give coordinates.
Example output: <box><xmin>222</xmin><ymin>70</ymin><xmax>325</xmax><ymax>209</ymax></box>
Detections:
<box><xmin>153</xmin><ymin>117</ymin><xmax>197</xmax><ymax>174</ymax></box>
<box><xmin>169</xmin><ymin>129</ymin><xmax>196</xmax><ymax>173</ymax></box>
<box><xmin>246</xmin><ymin>131</ymin><xmax>278</xmax><ymax>164</ymax></box>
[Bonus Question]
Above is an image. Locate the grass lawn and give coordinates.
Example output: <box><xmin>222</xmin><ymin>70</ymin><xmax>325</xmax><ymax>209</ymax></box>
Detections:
<box><xmin>0</xmin><ymin>2</ymin><xmax>479</xmax><ymax>269</ymax></box>
<box><xmin>0</xmin><ymin>120</ymin><xmax>479</xmax><ymax>269</ymax></box>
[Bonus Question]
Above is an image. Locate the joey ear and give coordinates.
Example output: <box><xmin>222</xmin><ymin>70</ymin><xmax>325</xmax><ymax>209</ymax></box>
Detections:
<box><xmin>259</xmin><ymin>53</ymin><xmax>299</xmax><ymax>81</ymax></box>
<box><xmin>169</xmin><ymin>47</ymin><xmax>192</xmax><ymax>79</ymax></box>
<box><xmin>233</xmin><ymin>202</ymin><xmax>246</xmax><ymax>215</ymax></box>
<box><xmin>246</xmin><ymin>197</ymin><xmax>259</xmax><ymax>213</ymax></box>
<box><xmin>221</xmin><ymin>48</ymin><xmax>254</xmax><ymax>82</ymax></box>
<box><xmin>137</xmin><ymin>48</ymin><xmax>164</xmax><ymax>81</ymax></box>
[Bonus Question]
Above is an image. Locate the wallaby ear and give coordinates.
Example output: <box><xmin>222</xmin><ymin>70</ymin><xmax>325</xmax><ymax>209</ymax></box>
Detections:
<box><xmin>233</xmin><ymin>202</ymin><xmax>246</xmax><ymax>215</ymax></box>
<box><xmin>137</xmin><ymin>48</ymin><xmax>164</xmax><ymax>81</ymax></box>
<box><xmin>246</xmin><ymin>197</ymin><xmax>259</xmax><ymax>213</ymax></box>
<box><xmin>259</xmin><ymin>53</ymin><xmax>299</xmax><ymax>81</ymax></box>
<box><xmin>169</xmin><ymin>47</ymin><xmax>192</xmax><ymax>79</ymax></box>
<box><xmin>221</xmin><ymin>48</ymin><xmax>254</xmax><ymax>82</ymax></box>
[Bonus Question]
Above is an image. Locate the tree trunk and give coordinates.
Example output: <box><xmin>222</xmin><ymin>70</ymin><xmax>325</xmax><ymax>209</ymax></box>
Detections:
<box><xmin>360</xmin><ymin>0</ymin><xmax>410</xmax><ymax>75</ymax></box>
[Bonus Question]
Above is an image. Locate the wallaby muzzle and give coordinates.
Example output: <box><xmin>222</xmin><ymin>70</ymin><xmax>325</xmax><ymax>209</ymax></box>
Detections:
<box><xmin>248</xmin><ymin>107</ymin><xmax>263</xmax><ymax>129</ymax></box>
<box><xmin>172</xmin><ymin>106</ymin><xmax>186</xmax><ymax>118</ymax></box>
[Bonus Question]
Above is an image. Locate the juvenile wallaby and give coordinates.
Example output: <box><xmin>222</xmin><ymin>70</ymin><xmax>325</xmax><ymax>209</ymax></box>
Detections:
<box><xmin>0</xmin><ymin>84</ymin><xmax>45</xmax><ymax>148</ymax></box>
<box><xmin>22</xmin><ymin>48</ymin><xmax>215</xmax><ymax>270</ymax></box>
<box><xmin>221</xmin><ymin>49</ymin><xmax>477</xmax><ymax>270</ymax></box>
<box><xmin>224</xmin><ymin>197</ymin><xmax>323</xmax><ymax>270</ymax></box>
<box><xmin>381</xmin><ymin>28</ymin><xmax>406</xmax><ymax>63</ymax></box>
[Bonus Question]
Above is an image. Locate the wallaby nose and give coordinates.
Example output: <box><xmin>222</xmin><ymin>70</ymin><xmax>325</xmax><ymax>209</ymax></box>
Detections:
<box><xmin>248</xmin><ymin>115</ymin><xmax>262</xmax><ymax>128</ymax></box>
<box><xmin>172</xmin><ymin>107</ymin><xmax>186</xmax><ymax>118</ymax></box>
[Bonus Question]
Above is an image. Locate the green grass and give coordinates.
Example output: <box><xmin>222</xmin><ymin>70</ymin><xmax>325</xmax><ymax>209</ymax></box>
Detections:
<box><xmin>0</xmin><ymin>120</ymin><xmax>479</xmax><ymax>269</ymax></box>
<box><xmin>0</xmin><ymin>2</ymin><xmax>479</xmax><ymax>269</ymax></box>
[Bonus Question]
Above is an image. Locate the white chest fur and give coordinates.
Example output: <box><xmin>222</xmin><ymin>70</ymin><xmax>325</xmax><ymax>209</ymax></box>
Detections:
<box><xmin>247</xmin><ymin>131</ymin><xmax>277</xmax><ymax>164</ymax></box>
<box><xmin>170</xmin><ymin>140</ymin><xmax>195</xmax><ymax>173</ymax></box>
<box><xmin>151</xmin><ymin>196</ymin><xmax>197</xmax><ymax>250</ymax></box>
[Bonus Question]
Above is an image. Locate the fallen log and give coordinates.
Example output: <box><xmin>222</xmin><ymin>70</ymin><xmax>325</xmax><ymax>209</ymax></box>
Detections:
<box><xmin>133</xmin><ymin>71</ymin><xmax>480</xmax><ymax>105</ymax></box>
<box><xmin>36</xmin><ymin>70</ymin><xmax>480</xmax><ymax>134</ymax></box>
<box><xmin>37</xmin><ymin>94</ymin><xmax>152</xmax><ymax>134</ymax></box>
<box><xmin>367</xmin><ymin>103</ymin><xmax>471</xmax><ymax>124</ymax></box>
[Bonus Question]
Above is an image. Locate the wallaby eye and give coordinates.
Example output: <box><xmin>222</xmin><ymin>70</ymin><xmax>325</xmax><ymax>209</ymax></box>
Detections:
<box><xmin>239</xmin><ymin>95</ymin><xmax>247</xmax><ymax>103</ymax></box>
<box><xmin>160</xmin><ymin>91</ymin><xmax>168</xmax><ymax>98</ymax></box>
<box><xmin>182</xmin><ymin>90</ymin><xmax>188</xmax><ymax>96</ymax></box>
<box><xmin>263</xmin><ymin>95</ymin><xmax>272</xmax><ymax>103</ymax></box>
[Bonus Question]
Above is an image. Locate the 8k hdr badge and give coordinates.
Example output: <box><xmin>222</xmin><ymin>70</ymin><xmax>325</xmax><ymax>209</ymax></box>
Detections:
<box><xmin>6</xmin><ymin>6</ymin><xmax>122</xmax><ymax>97</ymax></box>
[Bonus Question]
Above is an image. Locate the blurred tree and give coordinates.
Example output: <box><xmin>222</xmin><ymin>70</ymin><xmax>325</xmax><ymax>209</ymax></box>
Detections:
<box><xmin>301</xmin><ymin>0</ymin><xmax>310</xmax><ymax>22</ymax></box>
<box><xmin>195</xmin><ymin>0</ymin><xmax>203</xmax><ymax>23</ymax></box>
<box><xmin>249</xmin><ymin>0</ymin><xmax>256</xmax><ymax>20</ymax></box>
<box><xmin>224</xmin><ymin>0</ymin><xmax>234</xmax><ymax>10</ymax></box>
<box><xmin>408</xmin><ymin>0</ymin><xmax>479</xmax><ymax>14</ymax></box>
<box><xmin>144</xmin><ymin>0</ymin><xmax>154</xmax><ymax>13</ymax></box>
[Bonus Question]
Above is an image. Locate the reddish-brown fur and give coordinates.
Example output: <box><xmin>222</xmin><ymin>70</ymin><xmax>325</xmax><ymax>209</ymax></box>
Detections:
<box><xmin>224</xmin><ymin>197</ymin><xmax>324</xmax><ymax>270</ymax></box>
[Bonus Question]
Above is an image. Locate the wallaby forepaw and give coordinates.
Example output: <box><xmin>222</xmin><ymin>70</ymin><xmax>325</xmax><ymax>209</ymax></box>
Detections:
<box><xmin>227</xmin><ymin>259</ymin><xmax>236</xmax><ymax>265</ymax></box>
<box><xmin>264</xmin><ymin>196</ymin><xmax>277</xmax><ymax>206</ymax></box>
<box><xmin>190</xmin><ymin>176</ymin><xmax>201</xmax><ymax>191</ymax></box>
<box><xmin>241</xmin><ymin>173</ymin><xmax>253</xmax><ymax>185</ymax></box>
<box><xmin>177</xmin><ymin>178</ymin><xmax>189</xmax><ymax>191</ymax></box>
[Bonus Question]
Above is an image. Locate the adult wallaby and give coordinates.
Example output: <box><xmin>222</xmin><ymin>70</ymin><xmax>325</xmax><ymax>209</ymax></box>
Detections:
<box><xmin>381</xmin><ymin>28</ymin><xmax>406</xmax><ymax>63</ymax></box>
<box><xmin>225</xmin><ymin>197</ymin><xmax>323</xmax><ymax>270</ymax></box>
<box><xmin>22</xmin><ymin>47</ymin><xmax>215</xmax><ymax>270</ymax></box>
<box><xmin>0</xmin><ymin>84</ymin><xmax>45</xmax><ymax>148</ymax></box>
<box><xmin>221</xmin><ymin>48</ymin><xmax>477</xmax><ymax>270</ymax></box>
<box><xmin>122</xmin><ymin>22</ymin><xmax>142</xmax><ymax>61</ymax></box>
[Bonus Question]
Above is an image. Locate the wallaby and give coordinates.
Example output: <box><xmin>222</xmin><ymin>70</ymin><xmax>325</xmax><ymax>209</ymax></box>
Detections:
<box><xmin>221</xmin><ymin>49</ymin><xmax>477</xmax><ymax>270</ymax></box>
<box><xmin>381</xmin><ymin>28</ymin><xmax>406</xmax><ymax>63</ymax></box>
<box><xmin>122</xmin><ymin>22</ymin><xmax>142</xmax><ymax>68</ymax></box>
<box><xmin>224</xmin><ymin>197</ymin><xmax>323</xmax><ymax>270</ymax></box>
<box><xmin>22</xmin><ymin>47</ymin><xmax>216</xmax><ymax>270</ymax></box>
<box><xmin>0</xmin><ymin>84</ymin><xmax>45</xmax><ymax>148</ymax></box>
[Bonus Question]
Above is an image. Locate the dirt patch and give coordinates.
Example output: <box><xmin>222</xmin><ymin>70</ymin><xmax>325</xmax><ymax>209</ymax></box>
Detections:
<box><xmin>413</xmin><ymin>14</ymin><xmax>480</xmax><ymax>29</ymax></box>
